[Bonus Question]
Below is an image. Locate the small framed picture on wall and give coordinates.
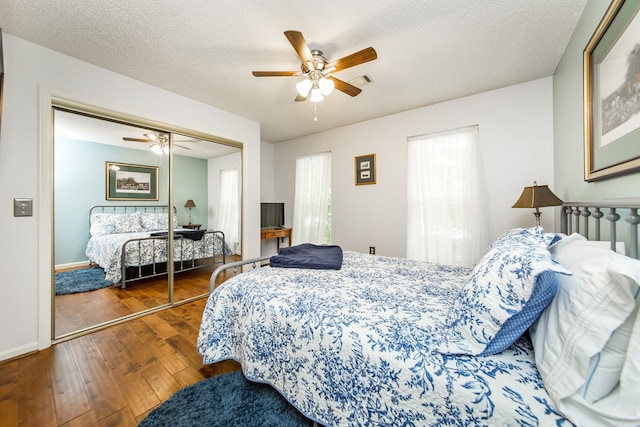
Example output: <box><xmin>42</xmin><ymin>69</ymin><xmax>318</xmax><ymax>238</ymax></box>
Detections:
<box><xmin>355</xmin><ymin>153</ymin><xmax>376</xmax><ymax>186</ymax></box>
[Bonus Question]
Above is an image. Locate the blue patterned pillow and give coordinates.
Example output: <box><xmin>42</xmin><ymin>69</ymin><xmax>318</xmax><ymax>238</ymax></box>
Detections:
<box><xmin>111</xmin><ymin>212</ymin><xmax>144</xmax><ymax>233</ymax></box>
<box><xmin>140</xmin><ymin>212</ymin><xmax>177</xmax><ymax>231</ymax></box>
<box><xmin>89</xmin><ymin>213</ymin><xmax>115</xmax><ymax>236</ymax></box>
<box><xmin>437</xmin><ymin>227</ymin><xmax>568</xmax><ymax>355</ymax></box>
<box><xmin>483</xmin><ymin>226</ymin><xmax>560</xmax><ymax>253</ymax></box>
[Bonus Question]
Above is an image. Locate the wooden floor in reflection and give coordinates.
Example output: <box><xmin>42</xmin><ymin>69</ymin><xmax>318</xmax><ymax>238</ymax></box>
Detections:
<box><xmin>55</xmin><ymin>255</ymin><xmax>241</xmax><ymax>337</ymax></box>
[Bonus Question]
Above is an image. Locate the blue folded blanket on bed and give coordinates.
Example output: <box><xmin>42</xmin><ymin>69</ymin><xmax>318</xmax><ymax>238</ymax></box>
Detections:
<box><xmin>270</xmin><ymin>243</ymin><xmax>343</xmax><ymax>270</ymax></box>
<box><xmin>150</xmin><ymin>230</ymin><xmax>206</xmax><ymax>241</ymax></box>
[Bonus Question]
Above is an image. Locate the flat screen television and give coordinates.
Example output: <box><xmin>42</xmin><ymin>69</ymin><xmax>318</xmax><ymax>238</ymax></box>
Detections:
<box><xmin>261</xmin><ymin>202</ymin><xmax>284</xmax><ymax>229</ymax></box>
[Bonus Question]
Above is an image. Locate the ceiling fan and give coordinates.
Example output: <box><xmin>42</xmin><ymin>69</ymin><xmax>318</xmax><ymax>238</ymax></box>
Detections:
<box><xmin>123</xmin><ymin>132</ymin><xmax>192</xmax><ymax>154</ymax></box>
<box><xmin>252</xmin><ymin>30</ymin><xmax>377</xmax><ymax>103</ymax></box>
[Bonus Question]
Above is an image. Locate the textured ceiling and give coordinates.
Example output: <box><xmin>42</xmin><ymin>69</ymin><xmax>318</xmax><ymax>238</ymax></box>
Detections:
<box><xmin>0</xmin><ymin>0</ymin><xmax>587</xmax><ymax>143</ymax></box>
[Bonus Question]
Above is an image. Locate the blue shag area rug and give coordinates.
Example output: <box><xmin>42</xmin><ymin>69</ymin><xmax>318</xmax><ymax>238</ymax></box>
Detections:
<box><xmin>139</xmin><ymin>371</ymin><xmax>314</xmax><ymax>427</ymax></box>
<box><xmin>55</xmin><ymin>267</ymin><xmax>114</xmax><ymax>295</ymax></box>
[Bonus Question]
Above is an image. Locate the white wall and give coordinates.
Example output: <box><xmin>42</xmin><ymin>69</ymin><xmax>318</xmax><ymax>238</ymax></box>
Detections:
<box><xmin>0</xmin><ymin>34</ymin><xmax>261</xmax><ymax>361</ymax></box>
<box><xmin>273</xmin><ymin>78</ymin><xmax>556</xmax><ymax>258</ymax></box>
<box><xmin>260</xmin><ymin>141</ymin><xmax>276</xmax><ymax>201</ymax></box>
<box><xmin>260</xmin><ymin>141</ymin><xmax>281</xmax><ymax>254</ymax></box>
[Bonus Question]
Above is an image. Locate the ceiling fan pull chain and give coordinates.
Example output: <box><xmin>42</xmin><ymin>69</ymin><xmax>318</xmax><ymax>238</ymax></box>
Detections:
<box><xmin>314</xmin><ymin>102</ymin><xmax>318</xmax><ymax>122</ymax></box>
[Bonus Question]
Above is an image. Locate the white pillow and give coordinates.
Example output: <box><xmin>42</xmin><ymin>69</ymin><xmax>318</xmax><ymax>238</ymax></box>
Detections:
<box><xmin>530</xmin><ymin>233</ymin><xmax>640</xmax><ymax>400</ymax></box>
<box><xmin>530</xmin><ymin>234</ymin><xmax>640</xmax><ymax>425</ymax></box>
<box><xmin>550</xmin><ymin>290</ymin><xmax>640</xmax><ymax>427</ymax></box>
<box><xmin>580</xmin><ymin>300</ymin><xmax>639</xmax><ymax>403</ymax></box>
<box><xmin>593</xmin><ymin>240</ymin><xmax>626</xmax><ymax>256</ymax></box>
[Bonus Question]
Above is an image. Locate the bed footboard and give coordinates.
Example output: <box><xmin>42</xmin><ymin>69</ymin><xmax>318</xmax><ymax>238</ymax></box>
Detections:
<box><xmin>209</xmin><ymin>255</ymin><xmax>271</xmax><ymax>292</ymax></box>
<box><xmin>120</xmin><ymin>230</ymin><xmax>228</xmax><ymax>288</ymax></box>
<box><xmin>560</xmin><ymin>198</ymin><xmax>640</xmax><ymax>259</ymax></box>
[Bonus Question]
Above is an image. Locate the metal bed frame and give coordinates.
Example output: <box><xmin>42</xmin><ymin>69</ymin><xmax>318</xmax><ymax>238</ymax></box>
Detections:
<box><xmin>209</xmin><ymin>255</ymin><xmax>271</xmax><ymax>292</ymax></box>
<box><xmin>560</xmin><ymin>198</ymin><xmax>640</xmax><ymax>259</ymax></box>
<box><xmin>89</xmin><ymin>205</ymin><xmax>227</xmax><ymax>288</ymax></box>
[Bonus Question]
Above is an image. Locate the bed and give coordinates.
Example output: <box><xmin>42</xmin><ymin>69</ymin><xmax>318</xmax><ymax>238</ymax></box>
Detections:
<box><xmin>86</xmin><ymin>205</ymin><xmax>232</xmax><ymax>288</ymax></box>
<box><xmin>197</xmin><ymin>199</ymin><xmax>640</xmax><ymax>426</ymax></box>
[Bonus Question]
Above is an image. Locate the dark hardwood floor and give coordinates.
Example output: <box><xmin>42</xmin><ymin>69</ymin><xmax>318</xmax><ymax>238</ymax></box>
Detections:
<box><xmin>1</xmin><ymin>261</ymin><xmax>243</xmax><ymax>426</ymax></box>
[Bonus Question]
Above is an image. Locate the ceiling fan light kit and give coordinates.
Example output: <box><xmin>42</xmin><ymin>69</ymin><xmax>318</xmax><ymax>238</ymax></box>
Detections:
<box><xmin>296</xmin><ymin>74</ymin><xmax>334</xmax><ymax>102</ymax></box>
<box><xmin>253</xmin><ymin>30</ymin><xmax>377</xmax><ymax>105</ymax></box>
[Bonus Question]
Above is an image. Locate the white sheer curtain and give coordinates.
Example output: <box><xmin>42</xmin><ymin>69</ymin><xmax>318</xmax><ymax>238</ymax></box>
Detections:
<box><xmin>216</xmin><ymin>169</ymin><xmax>240</xmax><ymax>254</ymax></box>
<box><xmin>407</xmin><ymin>125</ymin><xmax>490</xmax><ymax>266</ymax></box>
<box><xmin>292</xmin><ymin>152</ymin><xmax>331</xmax><ymax>245</ymax></box>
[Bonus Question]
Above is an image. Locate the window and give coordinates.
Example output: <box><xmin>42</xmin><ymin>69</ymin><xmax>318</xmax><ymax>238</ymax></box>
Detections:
<box><xmin>216</xmin><ymin>169</ymin><xmax>240</xmax><ymax>253</ymax></box>
<box><xmin>292</xmin><ymin>152</ymin><xmax>331</xmax><ymax>245</ymax></box>
<box><xmin>407</xmin><ymin>126</ymin><xmax>489</xmax><ymax>266</ymax></box>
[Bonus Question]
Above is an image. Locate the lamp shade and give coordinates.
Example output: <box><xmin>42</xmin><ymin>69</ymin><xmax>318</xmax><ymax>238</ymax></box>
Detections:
<box><xmin>184</xmin><ymin>199</ymin><xmax>196</xmax><ymax>208</ymax></box>
<box><xmin>296</xmin><ymin>79</ymin><xmax>312</xmax><ymax>97</ymax></box>
<box><xmin>318</xmin><ymin>77</ymin><xmax>334</xmax><ymax>96</ymax></box>
<box><xmin>512</xmin><ymin>182</ymin><xmax>563</xmax><ymax>209</ymax></box>
<box><xmin>309</xmin><ymin>87</ymin><xmax>324</xmax><ymax>103</ymax></box>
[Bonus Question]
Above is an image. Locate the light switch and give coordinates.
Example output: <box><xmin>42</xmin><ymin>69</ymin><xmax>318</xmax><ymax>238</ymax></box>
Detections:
<box><xmin>14</xmin><ymin>198</ymin><xmax>33</xmax><ymax>217</ymax></box>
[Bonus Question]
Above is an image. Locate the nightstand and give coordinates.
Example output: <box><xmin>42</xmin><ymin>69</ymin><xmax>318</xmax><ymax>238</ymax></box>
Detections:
<box><xmin>182</xmin><ymin>224</ymin><xmax>202</xmax><ymax>230</ymax></box>
<box><xmin>260</xmin><ymin>227</ymin><xmax>292</xmax><ymax>251</ymax></box>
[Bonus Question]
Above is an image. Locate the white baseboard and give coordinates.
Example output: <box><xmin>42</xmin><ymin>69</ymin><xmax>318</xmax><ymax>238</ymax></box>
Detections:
<box><xmin>0</xmin><ymin>342</ymin><xmax>39</xmax><ymax>363</ymax></box>
<box><xmin>55</xmin><ymin>260</ymin><xmax>90</xmax><ymax>270</ymax></box>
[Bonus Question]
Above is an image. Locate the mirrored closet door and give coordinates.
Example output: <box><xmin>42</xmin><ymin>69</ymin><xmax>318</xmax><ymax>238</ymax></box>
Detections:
<box><xmin>172</xmin><ymin>133</ymin><xmax>242</xmax><ymax>304</ymax></box>
<box><xmin>52</xmin><ymin>107</ymin><xmax>242</xmax><ymax>339</ymax></box>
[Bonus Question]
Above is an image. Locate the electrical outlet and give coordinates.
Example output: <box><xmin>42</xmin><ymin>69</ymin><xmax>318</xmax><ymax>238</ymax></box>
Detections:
<box><xmin>369</xmin><ymin>246</ymin><xmax>375</xmax><ymax>255</ymax></box>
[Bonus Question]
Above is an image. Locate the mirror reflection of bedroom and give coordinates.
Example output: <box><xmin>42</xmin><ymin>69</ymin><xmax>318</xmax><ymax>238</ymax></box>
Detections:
<box><xmin>53</xmin><ymin>108</ymin><xmax>242</xmax><ymax>339</ymax></box>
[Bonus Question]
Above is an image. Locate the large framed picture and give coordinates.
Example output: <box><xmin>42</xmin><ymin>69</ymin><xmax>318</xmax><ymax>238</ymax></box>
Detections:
<box><xmin>355</xmin><ymin>153</ymin><xmax>376</xmax><ymax>186</ymax></box>
<box><xmin>106</xmin><ymin>161</ymin><xmax>159</xmax><ymax>201</ymax></box>
<box><xmin>584</xmin><ymin>0</ymin><xmax>640</xmax><ymax>181</ymax></box>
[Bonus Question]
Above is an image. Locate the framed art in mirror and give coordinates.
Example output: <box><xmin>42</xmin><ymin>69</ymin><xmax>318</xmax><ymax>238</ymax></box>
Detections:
<box><xmin>584</xmin><ymin>0</ymin><xmax>640</xmax><ymax>181</ymax></box>
<box><xmin>106</xmin><ymin>161</ymin><xmax>159</xmax><ymax>200</ymax></box>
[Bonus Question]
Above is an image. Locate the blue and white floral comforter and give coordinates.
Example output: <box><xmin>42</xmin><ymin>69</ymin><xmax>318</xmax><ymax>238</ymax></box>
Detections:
<box><xmin>197</xmin><ymin>251</ymin><xmax>570</xmax><ymax>426</ymax></box>
<box><xmin>86</xmin><ymin>230</ymin><xmax>230</xmax><ymax>283</ymax></box>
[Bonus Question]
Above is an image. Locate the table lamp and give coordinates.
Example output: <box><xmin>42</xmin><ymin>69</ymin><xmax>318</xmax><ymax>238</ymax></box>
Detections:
<box><xmin>184</xmin><ymin>199</ymin><xmax>196</xmax><ymax>224</ymax></box>
<box><xmin>512</xmin><ymin>181</ymin><xmax>563</xmax><ymax>226</ymax></box>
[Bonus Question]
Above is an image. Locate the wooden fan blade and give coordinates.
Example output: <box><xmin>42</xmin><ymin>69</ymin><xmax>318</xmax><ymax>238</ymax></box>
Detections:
<box><xmin>295</xmin><ymin>93</ymin><xmax>308</xmax><ymax>102</ymax></box>
<box><xmin>329</xmin><ymin>47</ymin><xmax>377</xmax><ymax>72</ymax></box>
<box><xmin>284</xmin><ymin>30</ymin><xmax>313</xmax><ymax>65</ymax></box>
<box><xmin>123</xmin><ymin>137</ymin><xmax>151</xmax><ymax>142</ymax></box>
<box><xmin>252</xmin><ymin>71</ymin><xmax>298</xmax><ymax>77</ymax></box>
<box><xmin>328</xmin><ymin>76</ymin><xmax>362</xmax><ymax>97</ymax></box>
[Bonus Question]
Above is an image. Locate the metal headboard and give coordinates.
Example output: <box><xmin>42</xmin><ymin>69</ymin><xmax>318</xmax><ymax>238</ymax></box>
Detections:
<box><xmin>560</xmin><ymin>198</ymin><xmax>640</xmax><ymax>259</ymax></box>
<box><xmin>89</xmin><ymin>205</ymin><xmax>177</xmax><ymax>227</ymax></box>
